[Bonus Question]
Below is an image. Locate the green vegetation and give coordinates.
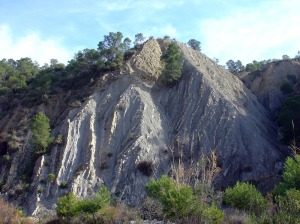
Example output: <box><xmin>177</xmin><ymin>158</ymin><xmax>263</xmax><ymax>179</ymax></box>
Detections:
<box><xmin>277</xmin><ymin>95</ymin><xmax>300</xmax><ymax>144</ymax></box>
<box><xmin>48</xmin><ymin>173</ymin><xmax>56</xmax><ymax>183</ymax></box>
<box><xmin>145</xmin><ymin>175</ymin><xmax>199</xmax><ymax>220</ymax></box>
<box><xmin>226</xmin><ymin>59</ymin><xmax>245</xmax><ymax>74</ymax></box>
<box><xmin>222</xmin><ymin>145</ymin><xmax>300</xmax><ymax>223</ymax></box>
<box><xmin>160</xmin><ymin>42</ymin><xmax>183</xmax><ymax>86</ymax></box>
<box><xmin>187</xmin><ymin>39</ymin><xmax>201</xmax><ymax>51</ymax></box>
<box><xmin>30</xmin><ymin>112</ymin><xmax>53</xmax><ymax>154</ymax></box>
<box><xmin>60</xmin><ymin>181</ymin><xmax>68</xmax><ymax>189</ymax></box>
<box><xmin>0</xmin><ymin>57</ymin><xmax>39</xmax><ymax>94</ymax></box>
<box><xmin>144</xmin><ymin>151</ymin><xmax>224</xmax><ymax>223</ymax></box>
<box><xmin>56</xmin><ymin>186</ymin><xmax>111</xmax><ymax>220</ymax></box>
<box><xmin>56</xmin><ymin>192</ymin><xmax>81</xmax><ymax>219</ymax></box>
<box><xmin>273</xmin><ymin>154</ymin><xmax>300</xmax><ymax>196</ymax></box>
<box><xmin>97</xmin><ymin>32</ymin><xmax>129</xmax><ymax>70</ymax></box>
<box><xmin>223</xmin><ymin>182</ymin><xmax>267</xmax><ymax>214</ymax></box>
<box><xmin>133</xmin><ymin>33</ymin><xmax>146</xmax><ymax>49</ymax></box>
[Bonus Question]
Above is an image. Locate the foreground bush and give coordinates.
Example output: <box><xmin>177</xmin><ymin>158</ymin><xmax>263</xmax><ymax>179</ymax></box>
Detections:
<box><xmin>223</xmin><ymin>182</ymin><xmax>267</xmax><ymax>215</ymax></box>
<box><xmin>145</xmin><ymin>175</ymin><xmax>224</xmax><ymax>223</ymax></box>
<box><xmin>56</xmin><ymin>186</ymin><xmax>111</xmax><ymax>220</ymax></box>
<box><xmin>273</xmin><ymin>154</ymin><xmax>300</xmax><ymax>196</ymax></box>
<box><xmin>56</xmin><ymin>192</ymin><xmax>80</xmax><ymax>219</ymax></box>
<box><xmin>145</xmin><ymin>175</ymin><xmax>199</xmax><ymax>220</ymax></box>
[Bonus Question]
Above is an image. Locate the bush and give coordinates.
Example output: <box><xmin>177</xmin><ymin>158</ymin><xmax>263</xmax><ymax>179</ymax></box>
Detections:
<box><xmin>60</xmin><ymin>181</ymin><xmax>68</xmax><ymax>189</ymax></box>
<box><xmin>223</xmin><ymin>182</ymin><xmax>267</xmax><ymax>214</ymax></box>
<box><xmin>202</xmin><ymin>204</ymin><xmax>224</xmax><ymax>224</ymax></box>
<box><xmin>96</xmin><ymin>204</ymin><xmax>140</xmax><ymax>223</ymax></box>
<box><xmin>277</xmin><ymin>95</ymin><xmax>300</xmax><ymax>144</ymax></box>
<box><xmin>145</xmin><ymin>175</ymin><xmax>200</xmax><ymax>220</ymax></box>
<box><xmin>78</xmin><ymin>186</ymin><xmax>111</xmax><ymax>216</ymax></box>
<box><xmin>273</xmin><ymin>154</ymin><xmax>300</xmax><ymax>195</ymax></box>
<box><xmin>160</xmin><ymin>42</ymin><xmax>183</xmax><ymax>86</ymax></box>
<box><xmin>138</xmin><ymin>197</ymin><xmax>164</xmax><ymax>220</ymax></box>
<box><xmin>56</xmin><ymin>192</ymin><xmax>80</xmax><ymax>219</ymax></box>
<box><xmin>254</xmin><ymin>189</ymin><xmax>300</xmax><ymax>223</ymax></box>
<box><xmin>56</xmin><ymin>186</ymin><xmax>111</xmax><ymax>220</ymax></box>
<box><xmin>55</xmin><ymin>134</ymin><xmax>63</xmax><ymax>145</ymax></box>
<box><xmin>0</xmin><ymin>86</ymin><xmax>10</xmax><ymax>95</ymax></box>
<box><xmin>48</xmin><ymin>173</ymin><xmax>56</xmax><ymax>183</ymax></box>
<box><xmin>31</xmin><ymin>112</ymin><xmax>54</xmax><ymax>153</ymax></box>
<box><xmin>272</xmin><ymin>189</ymin><xmax>300</xmax><ymax>223</ymax></box>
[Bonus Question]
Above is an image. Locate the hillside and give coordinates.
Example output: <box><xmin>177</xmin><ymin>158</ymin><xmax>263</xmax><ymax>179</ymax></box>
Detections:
<box><xmin>0</xmin><ymin>39</ymin><xmax>292</xmax><ymax>215</ymax></box>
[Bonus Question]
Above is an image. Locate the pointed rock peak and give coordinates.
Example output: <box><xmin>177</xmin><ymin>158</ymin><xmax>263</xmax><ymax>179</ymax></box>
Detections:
<box><xmin>125</xmin><ymin>39</ymin><xmax>163</xmax><ymax>81</ymax></box>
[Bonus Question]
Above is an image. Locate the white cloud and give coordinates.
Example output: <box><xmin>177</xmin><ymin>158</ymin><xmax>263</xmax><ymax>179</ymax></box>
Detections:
<box><xmin>0</xmin><ymin>24</ymin><xmax>72</xmax><ymax>65</ymax></box>
<box><xmin>199</xmin><ymin>0</ymin><xmax>300</xmax><ymax>64</ymax></box>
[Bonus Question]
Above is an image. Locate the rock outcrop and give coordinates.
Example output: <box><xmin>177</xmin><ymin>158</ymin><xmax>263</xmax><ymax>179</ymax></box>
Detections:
<box><xmin>239</xmin><ymin>59</ymin><xmax>300</xmax><ymax>115</ymax></box>
<box><xmin>0</xmin><ymin>39</ymin><xmax>285</xmax><ymax>215</ymax></box>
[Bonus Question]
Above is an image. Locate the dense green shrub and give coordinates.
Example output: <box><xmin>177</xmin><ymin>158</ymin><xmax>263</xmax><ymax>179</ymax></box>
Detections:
<box><xmin>78</xmin><ymin>186</ymin><xmax>110</xmax><ymax>216</ymax></box>
<box><xmin>277</xmin><ymin>95</ymin><xmax>300</xmax><ymax>144</ymax></box>
<box><xmin>48</xmin><ymin>173</ymin><xmax>56</xmax><ymax>182</ymax></box>
<box><xmin>223</xmin><ymin>182</ymin><xmax>267</xmax><ymax>214</ymax></box>
<box><xmin>0</xmin><ymin>86</ymin><xmax>10</xmax><ymax>95</ymax></box>
<box><xmin>273</xmin><ymin>154</ymin><xmax>300</xmax><ymax>195</ymax></box>
<box><xmin>145</xmin><ymin>175</ymin><xmax>200</xmax><ymax>220</ymax></box>
<box><xmin>31</xmin><ymin>112</ymin><xmax>54</xmax><ymax>153</ymax></box>
<box><xmin>253</xmin><ymin>189</ymin><xmax>300</xmax><ymax>223</ymax></box>
<box><xmin>59</xmin><ymin>181</ymin><xmax>68</xmax><ymax>189</ymax></box>
<box><xmin>202</xmin><ymin>204</ymin><xmax>224</xmax><ymax>224</ymax></box>
<box><xmin>56</xmin><ymin>186</ymin><xmax>111</xmax><ymax>220</ymax></box>
<box><xmin>273</xmin><ymin>189</ymin><xmax>300</xmax><ymax>223</ymax></box>
<box><xmin>56</xmin><ymin>192</ymin><xmax>80</xmax><ymax>219</ymax></box>
<box><xmin>160</xmin><ymin>42</ymin><xmax>183</xmax><ymax>86</ymax></box>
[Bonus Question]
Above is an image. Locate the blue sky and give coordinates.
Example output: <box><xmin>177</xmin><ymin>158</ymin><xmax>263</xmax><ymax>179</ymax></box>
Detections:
<box><xmin>0</xmin><ymin>0</ymin><xmax>299</xmax><ymax>66</ymax></box>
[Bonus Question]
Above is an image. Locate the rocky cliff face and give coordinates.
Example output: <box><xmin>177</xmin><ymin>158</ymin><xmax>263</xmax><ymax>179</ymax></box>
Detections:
<box><xmin>0</xmin><ymin>39</ymin><xmax>285</xmax><ymax>215</ymax></box>
<box><xmin>239</xmin><ymin>59</ymin><xmax>300</xmax><ymax>115</ymax></box>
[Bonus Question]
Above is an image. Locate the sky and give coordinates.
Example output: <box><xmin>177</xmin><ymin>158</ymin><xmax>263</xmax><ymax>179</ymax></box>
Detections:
<box><xmin>0</xmin><ymin>0</ymin><xmax>299</xmax><ymax>66</ymax></box>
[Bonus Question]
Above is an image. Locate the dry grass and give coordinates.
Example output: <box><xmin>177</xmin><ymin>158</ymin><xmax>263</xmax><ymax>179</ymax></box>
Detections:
<box><xmin>0</xmin><ymin>198</ymin><xmax>36</xmax><ymax>224</ymax></box>
<box><xmin>170</xmin><ymin>149</ymin><xmax>220</xmax><ymax>189</ymax></box>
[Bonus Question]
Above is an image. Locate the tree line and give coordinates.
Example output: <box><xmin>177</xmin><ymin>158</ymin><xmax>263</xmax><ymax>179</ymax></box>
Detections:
<box><xmin>226</xmin><ymin>52</ymin><xmax>300</xmax><ymax>75</ymax></box>
<box><xmin>0</xmin><ymin>32</ymin><xmax>201</xmax><ymax>99</ymax></box>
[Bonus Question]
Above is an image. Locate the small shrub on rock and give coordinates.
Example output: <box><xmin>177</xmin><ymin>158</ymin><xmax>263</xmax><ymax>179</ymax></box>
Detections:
<box><xmin>160</xmin><ymin>42</ymin><xmax>183</xmax><ymax>86</ymax></box>
<box><xmin>48</xmin><ymin>173</ymin><xmax>55</xmax><ymax>183</ymax></box>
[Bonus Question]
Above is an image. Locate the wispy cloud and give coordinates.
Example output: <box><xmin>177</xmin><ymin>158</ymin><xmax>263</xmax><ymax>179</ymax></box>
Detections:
<box><xmin>199</xmin><ymin>0</ymin><xmax>300</xmax><ymax>64</ymax></box>
<box><xmin>0</xmin><ymin>25</ymin><xmax>72</xmax><ymax>65</ymax></box>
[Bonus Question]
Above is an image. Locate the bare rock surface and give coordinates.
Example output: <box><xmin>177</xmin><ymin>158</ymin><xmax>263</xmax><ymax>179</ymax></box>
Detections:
<box><xmin>4</xmin><ymin>40</ymin><xmax>283</xmax><ymax>214</ymax></box>
<box><xmin>239</xmin><ymin>59</ymin><xmax>300</xmax><ymax>115</ymax></box>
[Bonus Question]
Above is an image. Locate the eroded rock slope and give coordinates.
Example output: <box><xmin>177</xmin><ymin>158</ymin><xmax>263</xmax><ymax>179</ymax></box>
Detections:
<box><xmin>239</xmin><ymin>59</ymin><xmax>300</xmax><ymax>115</ymax></box>
<box><xmin>21</xmin><ymin>40</ymin><xmax>284</xmax><ymax>214</ymax></box>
